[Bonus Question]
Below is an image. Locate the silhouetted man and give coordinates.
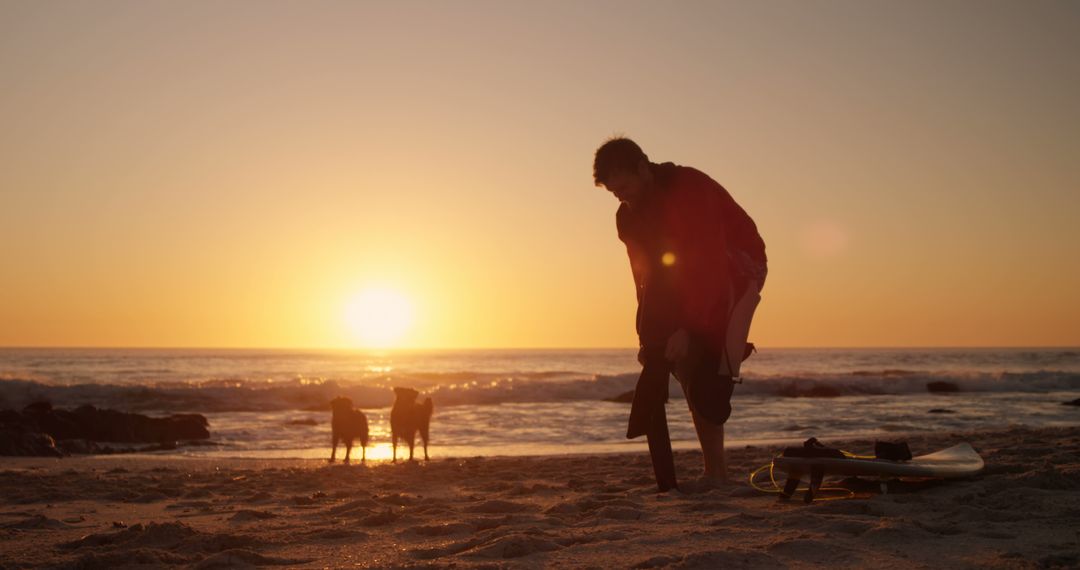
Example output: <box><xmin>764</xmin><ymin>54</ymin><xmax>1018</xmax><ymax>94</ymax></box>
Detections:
<box><xmin>593</xmin><ymin>137</ymin><xmax>767</xmax><ymax>491</ymax></box>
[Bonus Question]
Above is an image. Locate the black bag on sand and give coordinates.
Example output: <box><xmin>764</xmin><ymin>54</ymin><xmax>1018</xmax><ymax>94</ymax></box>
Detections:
<box><xmin>874</xmin><ymin>440</ymin><xmax>913</xmax><ymax>461</ymax></box>
<box><xmin>782</xmin><ymin>437</ymin><xmax>846</xmax><ymax>459</ymax></box>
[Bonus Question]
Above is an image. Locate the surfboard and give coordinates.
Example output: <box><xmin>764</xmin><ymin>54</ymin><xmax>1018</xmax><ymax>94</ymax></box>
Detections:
<box><xmin>769</xmin><ymin>442</ymin><xmax>984</xmax><ymax>502</ymax></box>
<box><xmin>774</xmin><ymin>442</ymin><xmax>985</xmax><ymax>480</ymax></box>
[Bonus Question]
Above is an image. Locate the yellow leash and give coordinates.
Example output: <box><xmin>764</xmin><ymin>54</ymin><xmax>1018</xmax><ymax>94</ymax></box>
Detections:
<box><xmin>748</xmin><ymin>449</ymin><xmax>875</xmax><ymax>502</ymax></box>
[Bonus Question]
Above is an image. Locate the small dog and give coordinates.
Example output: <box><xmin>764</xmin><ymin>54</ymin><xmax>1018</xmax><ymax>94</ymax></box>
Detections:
<box><xmin>329</xmin><ymin>396</ymin><xmax>369</xmax><ymax>464</ymax></box>
<box><xmin>390</xmin><ymin>387</ymin><xmax>433</xmax><ymax>462</ymax></box>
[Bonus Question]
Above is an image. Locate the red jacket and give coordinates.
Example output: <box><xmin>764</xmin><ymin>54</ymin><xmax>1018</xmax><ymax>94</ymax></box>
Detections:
<box><xmin>617</xmin><ymin>163</ymin><xmax>765</xmax><ymax>355</ymax></box>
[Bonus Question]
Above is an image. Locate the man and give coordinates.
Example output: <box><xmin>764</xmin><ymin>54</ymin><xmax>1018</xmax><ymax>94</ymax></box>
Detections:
<box><xmin>593</xmin><ymin>137</ymin><xmax>767</xmax><ymax>492</ymax></box>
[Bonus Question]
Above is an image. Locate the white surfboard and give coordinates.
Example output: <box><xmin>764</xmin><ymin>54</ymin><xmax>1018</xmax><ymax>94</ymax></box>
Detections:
<box><xmin>774</xmin><ymin>442</ymin><xmax>985</xmax><ymax>479</ymax></box>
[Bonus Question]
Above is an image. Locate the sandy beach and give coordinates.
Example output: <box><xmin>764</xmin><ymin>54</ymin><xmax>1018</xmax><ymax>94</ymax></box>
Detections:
<box><xmin>1</xmin><ymin>425</ymin><xmax>1076</xmax><ymax>569</ymax></box>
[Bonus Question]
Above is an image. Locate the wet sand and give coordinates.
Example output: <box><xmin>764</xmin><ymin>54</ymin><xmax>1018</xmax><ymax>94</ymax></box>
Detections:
<box><xmin>1</xmin><ymin>426</ymin><xmax>1077</xmax><ymax>569</ymax></box>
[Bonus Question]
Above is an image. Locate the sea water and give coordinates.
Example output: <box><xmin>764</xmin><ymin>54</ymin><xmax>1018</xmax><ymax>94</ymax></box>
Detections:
<box><xmin>1</xmin><ymin>347</ymin><xmax>1077</xmax><ymax>460</ymax></box>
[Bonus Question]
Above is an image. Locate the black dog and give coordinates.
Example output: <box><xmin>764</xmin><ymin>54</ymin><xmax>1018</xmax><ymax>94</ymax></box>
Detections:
<box><xmin>390</xmin><ymin>387</ymin><xmax>433</xmax><ymax>462</ymax></box>
<box><xmin>329</xmin><ymin>396</ymin><xmax>369</xmax><ymax>464</ymax></box>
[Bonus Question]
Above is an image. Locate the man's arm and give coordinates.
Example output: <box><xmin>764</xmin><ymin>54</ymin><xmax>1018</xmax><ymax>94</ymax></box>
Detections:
<box><xmin>617</xmin><ymin>206</ymin><xmax>649</xmax><ymax>338</ymax></box>
<box><xmin>665</xmin><ymin>174</ymin><xmax>732</xmax><ymax>349</ymax></box>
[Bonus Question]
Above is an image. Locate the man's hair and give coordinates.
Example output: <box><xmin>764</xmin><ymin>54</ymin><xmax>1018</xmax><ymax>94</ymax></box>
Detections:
<box><xmin>593</xmin><ymin>137</ymin><xmax>648</xmax><ymax>186</ymax></box>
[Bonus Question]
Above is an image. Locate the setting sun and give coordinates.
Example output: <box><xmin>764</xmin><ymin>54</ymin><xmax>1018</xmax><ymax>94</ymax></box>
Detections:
<box><xmin>344</xmin><ymin>287</ymin><xmax>415</xmax><ymax>348</ymax></box>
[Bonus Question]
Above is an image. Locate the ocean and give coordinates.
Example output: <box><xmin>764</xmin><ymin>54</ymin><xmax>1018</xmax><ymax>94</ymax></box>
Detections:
<box><xmin>1</xmin><ymin>347</ymin><xmax>1077</xmax><ymax>460</ymax></box>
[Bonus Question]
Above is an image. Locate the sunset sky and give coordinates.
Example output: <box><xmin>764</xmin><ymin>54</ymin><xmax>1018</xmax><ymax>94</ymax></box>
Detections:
<box><xmin>2</xmin><ymin>1</ymin><xmax>1078</xmax><ymax>349</ymax></box>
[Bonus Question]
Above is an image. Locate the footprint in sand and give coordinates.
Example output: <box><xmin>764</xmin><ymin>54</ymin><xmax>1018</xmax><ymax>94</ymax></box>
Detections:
<box><xmin>466</xmin><ymin>533</ymin><xmax>563</xmax><ymax>559</ymax></box>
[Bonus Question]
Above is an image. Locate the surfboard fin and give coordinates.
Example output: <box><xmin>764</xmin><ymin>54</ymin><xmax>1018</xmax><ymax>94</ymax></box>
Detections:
<box><xmin>805</xmin><ymin>466</ymin><xmax>825</xmax><ymax>503</ymax></box>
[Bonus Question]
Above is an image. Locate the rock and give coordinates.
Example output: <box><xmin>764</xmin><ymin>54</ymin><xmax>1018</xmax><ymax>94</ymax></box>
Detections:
<box><xmin>0</xmin><ymin>429</ymin><xmax>62</xmax><ymax>457</ymax></box>
<box><xmin>926</xmin><ymin>381</ymin><xmax>959</xmax><ymax>393</ymax></box>
<box><xmin>928</xmin><ymin>408</ymin><xmax>957</xmax><ymax>414</ymax></box>
<box><xmin>0</xmin><ymin>405</ymin><xmax>211</xmax><ymax>456</ymax></box>
<box><xmin>140</xmin><ymin>441</ymin><xmax>178</xmax><ymax>452</ymax></box>
<box><xmin>603</xmin><ymin>390</ymin><xmax>635</xmax><ymax>403</ymax></box>
<box><xmin>23</xmin><ymin>401</ymin><xmax>53</xmax><ymax>413</ymax></box>
<box><xmin>57</xmin><ymin>439</ymin><xmax>101</xmax><ymax>454</ymax></box>
<box><xmin>1062</xmin><ymin>398</ymin><xmax>1080</xmax><ymax>407</ymax></box>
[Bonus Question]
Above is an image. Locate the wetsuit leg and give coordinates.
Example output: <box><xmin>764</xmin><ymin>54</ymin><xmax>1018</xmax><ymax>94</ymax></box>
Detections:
<box><xmin>628</xmin><ymin>354</ymin><xmax>677</xmax><ymax>491</ymax></box>
<box><xmin>627</xmin><ymin>357</ymin><xmax>670</xmax><ymax>439</ymax></box>
<box><xmin>646</xmin><ymin>403</ymin><xmax>677</xmax><ymax>492</ymax></box>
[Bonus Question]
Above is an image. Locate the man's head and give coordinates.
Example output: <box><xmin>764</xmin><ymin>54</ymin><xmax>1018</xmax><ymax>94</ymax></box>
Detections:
<box><xmin>593</xmin><ymin>137</ymin><xmax>653</xmax><ymax>204</ymax></box>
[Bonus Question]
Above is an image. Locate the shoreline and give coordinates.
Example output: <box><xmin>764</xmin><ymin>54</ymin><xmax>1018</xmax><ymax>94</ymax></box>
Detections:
<box><xmin>2</xmin><ymin>425</ymin><xmax>1077</xmax><ymax>568</ymax></box>
<box><xmin>2</xmin><ymin>421</ymin><xmax>1046</xmax><ymax>465</ymax></box>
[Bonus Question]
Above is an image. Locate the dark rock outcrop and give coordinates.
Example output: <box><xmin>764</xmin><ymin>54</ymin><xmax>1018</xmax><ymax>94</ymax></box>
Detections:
<box><xmin>926</xmin><ymin>381</ymin><xmax>959</xmax><ymax>393</ymax></box>
<box><xmin>603</xmin><ymin>390</ymin><xmax>635</xmax><ymax>404</ymax></box>
<box><xmin>0</xmin><ymin>403</ymin><xmax>210</xmax><ymax>456</ymax></box>
<box><xmin>0</xmin><ymin>429</ymin><xmax>62</xmax><ymax>457</ymax></box>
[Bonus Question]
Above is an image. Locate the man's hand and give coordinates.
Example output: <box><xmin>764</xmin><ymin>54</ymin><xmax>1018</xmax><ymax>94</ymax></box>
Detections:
<box><xmin>665</xmin><ymin>328</ymin><xmax>690</xmax><ymax>363</ymax></box>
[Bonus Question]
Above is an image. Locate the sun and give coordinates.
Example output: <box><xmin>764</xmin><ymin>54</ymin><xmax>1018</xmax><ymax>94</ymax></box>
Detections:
<box><xmin>344</xmin><ymin>287</ymin><xmax>415</xmax><ymax>348</ymax></box>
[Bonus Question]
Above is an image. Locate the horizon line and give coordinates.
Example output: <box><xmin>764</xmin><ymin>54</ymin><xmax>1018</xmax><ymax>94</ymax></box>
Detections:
<box><xmin>1</xmin><ymin>344</ymin><xmax>1077</xmax><ymax>351</ymax></box>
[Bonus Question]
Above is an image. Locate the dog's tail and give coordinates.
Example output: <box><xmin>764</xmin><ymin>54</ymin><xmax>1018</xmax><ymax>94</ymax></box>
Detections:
<box><xmin>420</xmin><ymin>397</ymin><xmax>433</xmax><ymax>439</ymax></box>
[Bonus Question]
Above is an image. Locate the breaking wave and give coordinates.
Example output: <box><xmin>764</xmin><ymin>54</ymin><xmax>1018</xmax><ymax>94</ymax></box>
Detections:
<box><xmin>1</xmin><ymin>369</ymin><xmax>1077</xmax><ymax>413</ymax></box>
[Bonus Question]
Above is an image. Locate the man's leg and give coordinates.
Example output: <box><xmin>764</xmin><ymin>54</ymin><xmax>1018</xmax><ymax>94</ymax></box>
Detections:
<box><xmin>677</xmin><ymin>344</ymin><xmax>734</xmax><ymax>483</ymax></box>
<box><xmin>689</xmin><ymin>407</ymin><xmax>726</xmax><ymax>480</ymax></box>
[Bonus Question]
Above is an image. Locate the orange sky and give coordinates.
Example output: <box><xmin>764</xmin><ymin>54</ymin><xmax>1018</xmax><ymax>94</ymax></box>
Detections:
<box><xmin>1</xmin><ymin>1</ymin><xmax>1078</xmax><ymax>349</ymax></box>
